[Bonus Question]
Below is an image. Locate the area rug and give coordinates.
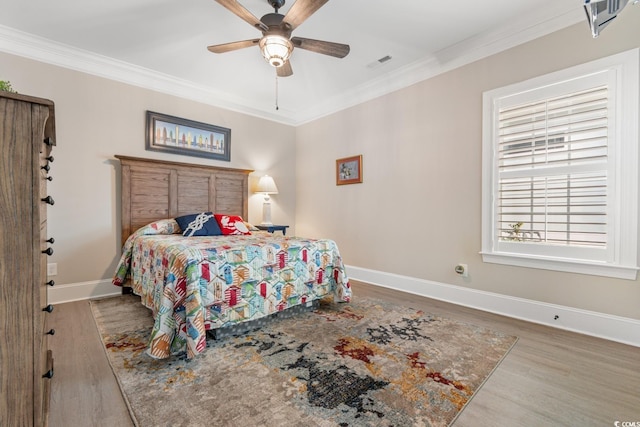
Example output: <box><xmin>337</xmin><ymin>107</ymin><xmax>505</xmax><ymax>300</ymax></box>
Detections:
<box><xmin>91</xmin><ymin>295</ymin><xmax>517</xmax><ymax>427</ymax></box>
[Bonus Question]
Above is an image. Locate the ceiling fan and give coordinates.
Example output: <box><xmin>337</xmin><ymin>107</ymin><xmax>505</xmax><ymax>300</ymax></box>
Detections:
<box><xmin>207</xmin><ymin>0</ymin><xmax>350</xmax><ymax>77</ymax></box>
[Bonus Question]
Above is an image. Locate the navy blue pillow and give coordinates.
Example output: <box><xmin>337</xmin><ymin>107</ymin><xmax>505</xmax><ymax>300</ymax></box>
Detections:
<box><xmin>175</xmin><ymin>212</ymin><xmax>222</xmax><ymax>237</ymax></box>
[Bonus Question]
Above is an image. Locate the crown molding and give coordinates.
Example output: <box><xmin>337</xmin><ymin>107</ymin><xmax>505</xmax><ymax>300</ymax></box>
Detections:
<box><xmin>291</xmin><ymin>7</ymin><xmax>586</xmax><ymax>124</ymax></box>
<box><xmin>0</xmin><ymin>25</ymin><xmax>291</xmax><ymax>125</ymax></box>
<box><xmin>0</xmin><ymin>6</ymin><xmax>585</xmax><ymax>126</ymax></box>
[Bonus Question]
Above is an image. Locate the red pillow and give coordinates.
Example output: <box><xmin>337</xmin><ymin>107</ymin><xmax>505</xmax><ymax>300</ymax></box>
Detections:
<box><xmin>214</xmin><ymin>214</ymin><xmax>251</xmax><ymax>235</ymax></box>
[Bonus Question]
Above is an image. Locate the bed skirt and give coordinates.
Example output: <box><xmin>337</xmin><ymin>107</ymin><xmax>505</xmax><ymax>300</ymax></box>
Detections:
<box><xmin>207</xmin><ymin>299</ymin><xmax>320</xmax><ymax>340</ymax></box>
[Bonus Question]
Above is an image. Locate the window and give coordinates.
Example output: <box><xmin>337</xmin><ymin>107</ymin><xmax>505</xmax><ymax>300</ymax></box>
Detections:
<box><xmin>482</xmin><ymin>49</ymin><xmax>639</xmax><ymax>280</ymax></box>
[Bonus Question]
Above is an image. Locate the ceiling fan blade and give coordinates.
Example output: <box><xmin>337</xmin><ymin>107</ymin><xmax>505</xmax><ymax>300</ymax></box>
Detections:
<box><xmin>207</xmin><ymin>39</ymin><xmax>260</xmax><ymax>53</ymax></box>
<box><xmin>291</xmin><ymin>37</ymin><xmax>350</xmax><ymax>58</ymax></box>
<box><xmin>214</xmin><ymin>0</ymin><xmax>268</xmax><ymax>32</ymax></box>
<box><xmin>282</xmin><ymin>0</ymin><xmax>328</xmax><ymax>30</ymax></box>
<box><xmin>277</xmin><ymin>61</ymin><xmax>293</xmax><ymax>77</ymax></box>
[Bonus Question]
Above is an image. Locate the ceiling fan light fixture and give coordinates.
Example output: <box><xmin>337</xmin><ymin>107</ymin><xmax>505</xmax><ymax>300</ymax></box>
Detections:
<box><xmin>259</xmin><ymin>35</ymin><xmax>293</xmax><ymax>67</ymax></box>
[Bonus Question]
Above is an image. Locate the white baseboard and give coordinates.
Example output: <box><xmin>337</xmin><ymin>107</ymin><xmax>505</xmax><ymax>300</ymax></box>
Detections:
<box><xmin>346</xmin><ymin>265</ymin><xmax>640</xmax><ymax>348</ymax></box>
<box><xmin>47</xmin><ymin>279</ymin><xmax>122</xmax><ymax>304</ymax></box>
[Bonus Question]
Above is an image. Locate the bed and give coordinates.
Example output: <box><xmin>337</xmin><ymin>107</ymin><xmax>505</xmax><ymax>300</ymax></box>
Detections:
<box><xmin>112</xmin><ymin>155</ymin><xmax>351</xmax><ymax>359</ymax></box>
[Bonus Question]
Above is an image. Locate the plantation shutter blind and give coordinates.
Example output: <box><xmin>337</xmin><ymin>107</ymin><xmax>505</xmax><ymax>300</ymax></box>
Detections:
<box><xmin>496</xmin><ymin>86</ymin><xmax>608</xmax><ymax>248</ymax></box>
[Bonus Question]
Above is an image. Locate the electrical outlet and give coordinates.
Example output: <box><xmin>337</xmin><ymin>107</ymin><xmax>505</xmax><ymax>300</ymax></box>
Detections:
<box><xmin>454</xmin><ymin>263</ymin><xmax>468</xmax><ymax>277</ymax></box>
<box><xmin>47</xmin><ymin>263</ymin><xmax>57</xmax><ymax>276</ymax></box>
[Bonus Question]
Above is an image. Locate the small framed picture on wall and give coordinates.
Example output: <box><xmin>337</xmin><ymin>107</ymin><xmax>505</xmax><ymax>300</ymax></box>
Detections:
<box><xmin>336</xmin><ymin>155</ymin><xmax>363</xmax><ymax>185</ymax></box>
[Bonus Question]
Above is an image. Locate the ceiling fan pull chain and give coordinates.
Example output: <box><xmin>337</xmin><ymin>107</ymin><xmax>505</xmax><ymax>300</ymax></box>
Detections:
<box><xmin>275</xmin><ymin>75</ymin><xmax>279</xmax><ymax>110</ymax></box>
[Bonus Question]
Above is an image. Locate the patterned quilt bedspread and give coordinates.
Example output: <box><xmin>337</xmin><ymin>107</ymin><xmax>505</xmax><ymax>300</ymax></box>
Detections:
<box><xmin>113</xmin><ymin>221</ymin><xmax>351</xmax><ymax>359</ymax></box>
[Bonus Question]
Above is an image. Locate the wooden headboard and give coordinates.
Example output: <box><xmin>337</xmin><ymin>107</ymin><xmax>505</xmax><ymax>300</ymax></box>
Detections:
<box><xmin>116</xmin><ymin>155</ymin><xmax>253</xmax><ymax>244</ymax></box>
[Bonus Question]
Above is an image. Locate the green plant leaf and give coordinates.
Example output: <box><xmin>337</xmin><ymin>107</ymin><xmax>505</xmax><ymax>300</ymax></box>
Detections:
<box><xmin>0</xmin><ymin>80</ymin><xmax>17</xmax><ymax>93</ymax></box>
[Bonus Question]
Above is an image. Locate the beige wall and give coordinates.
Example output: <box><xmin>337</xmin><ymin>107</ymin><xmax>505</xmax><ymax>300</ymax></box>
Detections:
<box><xmin>1</xmin><ymin>52</ymin><xmax>296</xmax><ymax>285</ymax></box>
<box><xmin>295</xmin><ymin>11</ymin><xmax>640</xmax><ymax>320</ymax></box>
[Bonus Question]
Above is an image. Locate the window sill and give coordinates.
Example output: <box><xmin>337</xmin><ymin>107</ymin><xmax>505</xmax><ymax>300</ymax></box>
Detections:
<box><xmin>480</xmin><ymin>251</ymin><xmax>639</xmax><ymax>280</ymax></box>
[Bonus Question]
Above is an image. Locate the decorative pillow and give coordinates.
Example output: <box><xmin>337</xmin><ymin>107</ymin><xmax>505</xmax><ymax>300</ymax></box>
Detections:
<box><xmin>214</xmin><ymin>214</ymin><xmax>251</xmax><ymax>235</ymax></box>
<box><xmin>175</xmin><ymin>212</ymin><xmax>222</xmax><ymax>237</ymax></box>
<box><xmin>134</xmin><ymin>219</ymin><xmax>181</xmax><ymax>236</ymax></box>
<box><xmin>244</xmin><ymin>221</ymin><xmax>260</xmax><ymax>231</ymax></box>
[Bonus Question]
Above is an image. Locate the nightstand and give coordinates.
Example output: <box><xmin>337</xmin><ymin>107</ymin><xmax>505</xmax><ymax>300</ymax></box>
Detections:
<box><xmin>256</xmin><ymin>225</ymin><xmax>289</xmax><ymax>235</ymax></box>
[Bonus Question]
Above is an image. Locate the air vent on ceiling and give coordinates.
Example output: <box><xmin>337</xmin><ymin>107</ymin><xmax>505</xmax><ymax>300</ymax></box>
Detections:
<box><xmin>366</xmin><ymin>55</ymin><xmax>393</xmax><ymax>69</ymax></box>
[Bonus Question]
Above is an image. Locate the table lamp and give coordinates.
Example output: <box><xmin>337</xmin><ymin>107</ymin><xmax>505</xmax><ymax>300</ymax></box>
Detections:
<box><xmin>255</xmin><ymin>175</ymin><xmax>278</xmax><ymax>225</ymax></box>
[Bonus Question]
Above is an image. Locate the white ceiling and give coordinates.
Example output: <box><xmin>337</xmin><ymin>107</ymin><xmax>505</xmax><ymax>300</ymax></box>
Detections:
<box><xmin>0</xmin><ymin>0</ymin><xmax>587</xmax><ymax>125</ymax></box>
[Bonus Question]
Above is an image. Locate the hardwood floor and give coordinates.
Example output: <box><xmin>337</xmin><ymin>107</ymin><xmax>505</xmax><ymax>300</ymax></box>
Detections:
<box><xmin>49</xmin><ymin>281</ymin><xmax>640</xmax><ymax>426</ymax></box>
<box><xmin>48</xmin><ymin>296</ymin><xmax>134</xmax><ymax>427</ymax></box>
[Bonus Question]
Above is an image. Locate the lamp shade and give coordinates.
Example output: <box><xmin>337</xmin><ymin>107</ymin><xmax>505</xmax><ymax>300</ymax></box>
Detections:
<box><xmin>259</xmin><ymin>35</ymin><xmax>293</xmax><ymax>67</ymax></box>
<box><xmin>256</xmin><ymin>175</ymin><xmax>279</xmax><ymax>194</ymax></box>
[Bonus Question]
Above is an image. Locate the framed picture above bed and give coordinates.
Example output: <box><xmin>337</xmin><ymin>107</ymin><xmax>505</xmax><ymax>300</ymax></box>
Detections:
<box><xmin>336</xmin><ymin>155</ymin><xmax>363</xmax><ymax>185</ymax></box>
<box><xmin>145</xmin><ymin>111</ymin><xmax>231</xmax><ymax>161</ymax></box>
